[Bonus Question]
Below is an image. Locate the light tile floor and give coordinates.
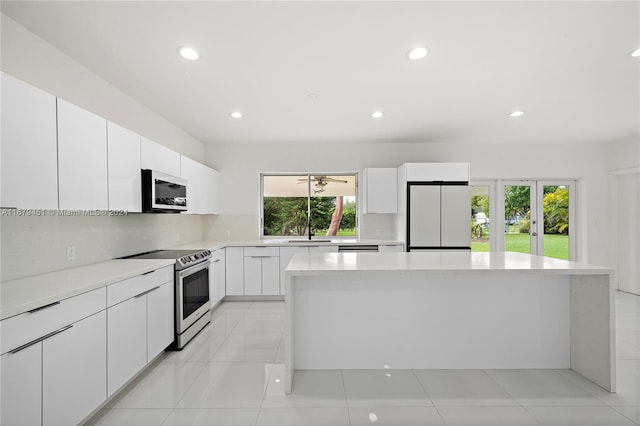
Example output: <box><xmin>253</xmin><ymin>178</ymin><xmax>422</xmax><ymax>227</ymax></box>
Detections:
<box><xmin>86</xmin><ymin>292</ymin><xmax>640</xmax><ymax>426</ymax></box>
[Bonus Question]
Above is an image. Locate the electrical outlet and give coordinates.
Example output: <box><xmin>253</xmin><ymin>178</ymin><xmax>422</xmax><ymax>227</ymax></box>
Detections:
<box><xmin>177</xmin><ymin>232</ymin><xmax>181</xmax><ymax>241</ymax></box>
<box><xmin>66</xmin><ymin>245</ymin><xmax>75</xmax><ymax>261</ymax></box>
<box><xmin>225</xmin><ymin>230</ymin><xmax>231</xmax><ymax>237</ymax></box>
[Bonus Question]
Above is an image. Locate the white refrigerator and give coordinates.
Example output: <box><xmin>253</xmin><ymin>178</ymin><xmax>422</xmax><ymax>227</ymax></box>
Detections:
<box><xmin>407</xmin><ymin>183</ymin><xmax>471</xmax><ymax>251</ymax></box>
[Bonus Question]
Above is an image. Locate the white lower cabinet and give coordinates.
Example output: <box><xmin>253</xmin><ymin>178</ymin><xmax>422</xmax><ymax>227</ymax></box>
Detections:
<box><xmin>107</xmin><ymin>296</ymin><xmax>147</xmax><ymax>397</ymax></box>
<box><xmin>308</xmin><ymin>245</ymin><xmax>339</xmax><ymax>253</ymax></box>
<box><xmin>0</xmin><ymin>310</ymin><xmax>107</xmax><ymax>426</ymax></box>
<box><xmin>243</xmin><ymin>247</ymin><xmax>280</xmax><ymax>296</ymax></box>
<box><xmin>378</xmin><ymin>244</ymin><xmax>405</xmax><ymax>252</ymax></box>
<box><xmin>279</xmin><ymin>247</ymin><xmax>309</xmax><ymax>295</ymax></box>
<box><xmin>42</xmin><ymin>311</ymin><xmax>107</xmax><ymax>426</ymax></box>
<box><xmin>147</xmin><ymin>282</ymin><xmax>174</xmax><ymax>361</ymax></box>
<box><xmin>209</xmin><ymin>249</ymin><xmax>226</xmax><ymax>306</ymax></box>
<box><xmin>106</xmin><ymin>268</ymin><xmax>174</xmax><ymax>397</ymax></box>
<box><xmin>1</xmin><ymin>343</ymin><xmax>42</xmax><ymax>426</ymax></box>
<box><xmin>225</xmin><ymin>247</ymin><xmax>244</xmax><ymax>296</ymax></box>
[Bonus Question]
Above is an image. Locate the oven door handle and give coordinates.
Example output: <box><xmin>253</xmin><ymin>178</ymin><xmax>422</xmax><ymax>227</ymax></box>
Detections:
<box><xmin>177</xmin><ymin>260</ymin><xmax>210</xmax><ymax>278</ymax></box>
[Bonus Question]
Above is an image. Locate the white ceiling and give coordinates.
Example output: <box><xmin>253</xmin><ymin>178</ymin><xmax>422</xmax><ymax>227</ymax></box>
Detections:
<box><xmin>2</xmin><ymin>1</ymin><xmax>639</xmax><ymax>147</ymax></box>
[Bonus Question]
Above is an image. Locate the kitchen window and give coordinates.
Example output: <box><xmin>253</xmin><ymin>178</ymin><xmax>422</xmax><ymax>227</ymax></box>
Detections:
<box><xmin>260</xmin><ymin>173</ymin><xmax>357</xmax><ymax>238</ymax></box>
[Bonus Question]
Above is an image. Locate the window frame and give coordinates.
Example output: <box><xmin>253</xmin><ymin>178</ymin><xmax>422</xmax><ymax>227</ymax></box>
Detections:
<box><xmin>259</xmin><ymin>172</ymin><xmax>359</xmax><ymax>240</ymax></box>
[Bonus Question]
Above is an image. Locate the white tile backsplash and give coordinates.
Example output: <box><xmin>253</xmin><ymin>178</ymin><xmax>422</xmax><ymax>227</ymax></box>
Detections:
<box><xmin>0</xmin><ymin>214</ymin><xmax>204</xmax><ymax>281</ymax></box>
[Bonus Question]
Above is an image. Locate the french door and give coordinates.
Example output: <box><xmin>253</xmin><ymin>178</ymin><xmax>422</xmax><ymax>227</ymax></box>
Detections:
<box><xmin>500</xmin><ymin>180</ymin><xmax>575</xmax><ymax>260</ymax></box>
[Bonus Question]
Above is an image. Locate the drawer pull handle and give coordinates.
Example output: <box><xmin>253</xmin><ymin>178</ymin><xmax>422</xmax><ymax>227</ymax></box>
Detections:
<box><xmin>28</xmin><ymin>301</ymin><xmax>61</xmax><ymax>314</ymax></box>
<box><xmin>211</xmin><ymin>259</ymin><xmax>221</xmax><ymax>263</ymax></box>
<box><xmin>141</xmin><ymin>270</ymin><xmax>155</xmax><ymax>276</ymax></box>
<box><xmin>135</xmin><ymin>286</ymin><xmax>160</xmax><ymax>298</ymax></box>
<box><xmin>9</xmin><ymin>325</ymin><xmax>73</xmax><ymax>354</ymax></box>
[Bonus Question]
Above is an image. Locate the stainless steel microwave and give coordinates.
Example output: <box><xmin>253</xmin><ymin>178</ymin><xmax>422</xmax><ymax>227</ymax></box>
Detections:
<box><xmin>141</xmin><ymin>169</ymin><xmax>188</xmax><ymax>213</ymax></box>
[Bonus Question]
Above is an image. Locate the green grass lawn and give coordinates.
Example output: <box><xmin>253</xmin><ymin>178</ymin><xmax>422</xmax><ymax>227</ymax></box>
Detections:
<box><xmin>472</xmin><ymin>233</ymin><xmax>569</xmax><ymax>260</ymax></box>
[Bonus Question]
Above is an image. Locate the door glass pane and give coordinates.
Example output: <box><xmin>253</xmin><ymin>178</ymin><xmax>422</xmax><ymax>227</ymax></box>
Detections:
<box><xmin>504</xmin><ymin>185</ymin><xmax>531</xmax><ymax>254</ymax></box>
<box><xmin>542</xmin><ymin>185</ymin><xmax>569</xmax><ymax>260</ymax></box>
<box><xmin>471</xmin><ymin>185</ymin><xmax>490</xmax><ymax>252</ymax></box>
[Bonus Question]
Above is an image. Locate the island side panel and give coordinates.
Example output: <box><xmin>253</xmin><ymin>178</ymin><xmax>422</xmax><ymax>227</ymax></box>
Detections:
<box><xmin>292</xmin><ymin>272</ymin><xmax>570</xmax><ymax>370</ymax></box>
<box><xmin>285</xmin><ymin>272</ymin><xmax>295</xmax><ymax>394</ymax></box>
<box><xmin>570</xmin><ymin>273</ymin><xmax>616</xmax><ymax>392</ymax></box>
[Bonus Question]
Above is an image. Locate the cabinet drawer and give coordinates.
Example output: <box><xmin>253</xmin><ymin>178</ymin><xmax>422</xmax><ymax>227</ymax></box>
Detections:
<box><xmin>244</xmin><ymin>246</ymin><xmax>279</xmax><ymax>257</ymax></box>
<box><xmin>107</xmin><ymin>265</ymin><xmax>173</xmax><ymax>307</ymax></box>
<box><xmin>1</xmin><ymin>287</ymin><xmax>106</xmax><ymax>355</ymax></box>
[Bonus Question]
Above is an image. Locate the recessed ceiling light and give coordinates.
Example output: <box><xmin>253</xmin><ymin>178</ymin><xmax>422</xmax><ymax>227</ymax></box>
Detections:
<box><xmin>509</xmin><ymin>110</ymin><xmax>525</xmax><ymax>117</ymax></box>
<box><xmin>177</xmin><ymin>46</ymin><xmax>199</xmax><ymax>60</ymax></box>
<box><xmin>371</xmin><ymin>111</ymin><xmax>384</xmax><ymax>119</ymax></box>
<box><xmin>230</xmin><ymin>111</ymin><xmax>243</xmax><ymax>119</ymax></box>
<box><xmin>407</xmin><ymin>46</ymin><xmax>428</xmax><ymax>61</ymax></box>
<box><xmin>631</xmin><ymin>48</ymin><xmax>640</xmax><ymax>58</ymax></box>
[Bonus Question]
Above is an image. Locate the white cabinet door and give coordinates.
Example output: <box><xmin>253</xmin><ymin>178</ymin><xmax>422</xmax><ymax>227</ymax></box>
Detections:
<box><xmin>1</xmin><ymin>73</ymin><xmax>58</xmax><ymax>209</ymax></box>
<box><xmin>279</xmin><ymin>247</ymin><xmax>308</xmax><ymax>295</ymax></box>
<box><xmin>440</xmin><ymin>185</ymin><xmax>471</xmax><ymax>247</ymax></box>
<box><xmin>405</xmin><ymin>163</ymin><xmax>469</xmax><ymax>182</ymax></box>
<box><xmin>107</xmin><ymin>296</ymin><xmax>147</xmax><ymax>397</ymax></box>
<box><xmin>141</xmin><ymin>137</ymin><xmax>181</xmax><ymax>177</ymax></box>
<box><xmin>225</xmin><ymin>247</ymin><xmax>244</xmax><ymax>296</ymax></box>
<box><xmin>42</xmin><ymin>311</ymin><xmax>106</xmax><ymax>426</ymax></box>
<box><xmin>209</xmin><ymin>168</ymin><xmax>220</xmax><ymax>214</ymax></box>
<box><xmin>57</xmin><ymin>99</ymin><xmax>108</xmax><ymax>210</ymax></box>
<box><xmin>362</xmin><ymin>168</ymin><xmax>398</xmax><ymax>214</ymax></box>
<box><xmin>210</xmin><ymin>249</ymin><xmax>226</xmax><ymax>306</ymax></box>
<box><xmin>181</xmin><ymin>155</ymin><xmax>219</xmax><ymax>215</ymax></box>
<box><xmin>378</xmin><ymin>244</ymin><xmax>405</xmax><ymax>252</ymax></box>
<box><xmin>147</xmin><ymin>281</ymin><xmax>175</xmax><ymax>361</ymax></box>
<box><xmin>107</xmin><ymin>121</ymin><xmax>141</xmax><ymax>212</ymax></box>
<box><xmin>408</xmin><ymin>185</ymin><xmax>441</xmax><ymax>247</ymax></box>
<box><xmin>0</xmin><ymin>344</ymin><xmax>42</xmax><ymax>426</ymax></box>
<box><xmin>180</xmin><ymin>155</ymin><xmax>202</xmax><ymax>214</ymax></box>
<box><xmin>261</xmin><ymin>256</ymin><xmax>280</xmax><ymax>295</ymax></box>
<box><xmin>308</xmin><ymin>245</ymin><xmax>338</xmax><ymax>253</ymax></box>
<box><xmin>243</xmin><ymin>256</ymin><xmax>262</xmax><ymax>296</ymax></box>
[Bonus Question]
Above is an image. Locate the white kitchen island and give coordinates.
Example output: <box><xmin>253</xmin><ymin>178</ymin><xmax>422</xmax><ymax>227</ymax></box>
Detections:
<box><xmin>284</xmin><ymin>251</ymin><xmax>616</xmax><ymax>394</ymax></box>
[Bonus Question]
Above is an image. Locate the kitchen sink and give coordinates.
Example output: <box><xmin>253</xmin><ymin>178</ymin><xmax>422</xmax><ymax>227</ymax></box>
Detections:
<box><xmin>288</xmin><ymin>239</ymin><xmax>333</xmax><ymax>243</ymax></box>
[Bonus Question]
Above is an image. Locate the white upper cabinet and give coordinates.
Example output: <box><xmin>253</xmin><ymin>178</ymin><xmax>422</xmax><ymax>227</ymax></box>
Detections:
<box><xmin>207</xmin><ymin>167</ymin><xmax>220</xmax><ymax>215</ymax></box>
<box><xmin>107</xmin><ymin>122</ymin><xmax>141</xmax><ymax>212</ymax></box>
<box><xmin>141</xmin><ymin>137</ymin><xmax>181</xmax><ymax>177</ymax></box>
<box><xmin>362</xmin><ymin>168</ymin><xmax>398</xmax><ymax>214</ymax></box>
<box><xmin>57</xmin><ymin>99</ymin><xmax>108</xmax><ymax>210</ymax></box>
<box><xmin>404</xmin><ymin>163</ymin><xmax>469</xmax><ymax>182</ymax></box>
<box><xmin>1</xmin><ymin>73</ymin><xmax>58</xmax><ymax>209</ymax></box>
<box><xmin>180</xmin><ymin>155</ymin><xmax>219</xmax><ymax>215</ymax></box>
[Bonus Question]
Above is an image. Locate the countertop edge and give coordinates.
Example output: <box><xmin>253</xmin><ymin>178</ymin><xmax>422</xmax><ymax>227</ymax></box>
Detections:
<box><xmin>0</xmin><ymin>259</ymin><xmax>176</xmax><ymax>320</ymax></box>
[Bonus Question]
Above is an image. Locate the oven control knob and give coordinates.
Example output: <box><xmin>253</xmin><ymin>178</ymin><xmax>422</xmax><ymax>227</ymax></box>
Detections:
<box><xmin>181</xmin><ymin>257</ymin><xmax>189</xmax><ymax>264</ymax></box>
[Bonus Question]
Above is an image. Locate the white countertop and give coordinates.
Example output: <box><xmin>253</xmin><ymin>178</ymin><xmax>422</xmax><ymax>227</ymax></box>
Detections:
<box><xmin>0</xmin><ymin>259</ymin><xmax>175</xmax><ymax>320</ymax></box>
<box><xmin>170</xmin><ymin>238</ymin><xmax>404</xmax><ymax>251</ymax></box>
<box><xmin>286</xmin><ymin>251</ymin><xmax>613</xmax><ymax>275</ymax></box>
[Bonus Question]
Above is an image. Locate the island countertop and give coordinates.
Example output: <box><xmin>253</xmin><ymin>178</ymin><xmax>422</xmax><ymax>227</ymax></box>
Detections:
<box><xmin>286</xmin><ymin>251</ymin><xmax>613</xmax><ymax>275</ymax></box>
<box><xmin>284</xmin><ymin>250</ymin><xmax>616</xmax><ymax>394</ymax></box>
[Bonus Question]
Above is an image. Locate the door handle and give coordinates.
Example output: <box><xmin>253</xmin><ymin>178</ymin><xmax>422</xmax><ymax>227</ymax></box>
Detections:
<box><xmin>531</xmin><ymin>232</ymin><xmax>538</xmax><ymax>236</ymax></box>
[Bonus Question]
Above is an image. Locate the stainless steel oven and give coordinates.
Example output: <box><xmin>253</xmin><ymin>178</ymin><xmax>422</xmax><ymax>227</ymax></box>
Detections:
<box><xmin>175</xmin><ymin>258</ymin><xmax>211</xmax><ymax>349</ymax></box>
<box><xmin>123</xmin><ymin>248</ymin><xmax>212</xmax><ymax>349</ymax></box>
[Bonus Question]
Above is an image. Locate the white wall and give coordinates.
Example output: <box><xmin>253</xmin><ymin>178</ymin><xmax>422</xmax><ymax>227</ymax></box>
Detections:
<box><xmin>205</xmin><ymin>140</ymin><xmax>612</xmax><ymax>266</ymax></box>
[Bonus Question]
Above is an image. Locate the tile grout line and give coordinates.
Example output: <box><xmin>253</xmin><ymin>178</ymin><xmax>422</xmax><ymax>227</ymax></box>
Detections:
<box><xmin>410</xmin><ymin>369</ymin><xmax>448</xmax><ymax>426</ymax></box>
